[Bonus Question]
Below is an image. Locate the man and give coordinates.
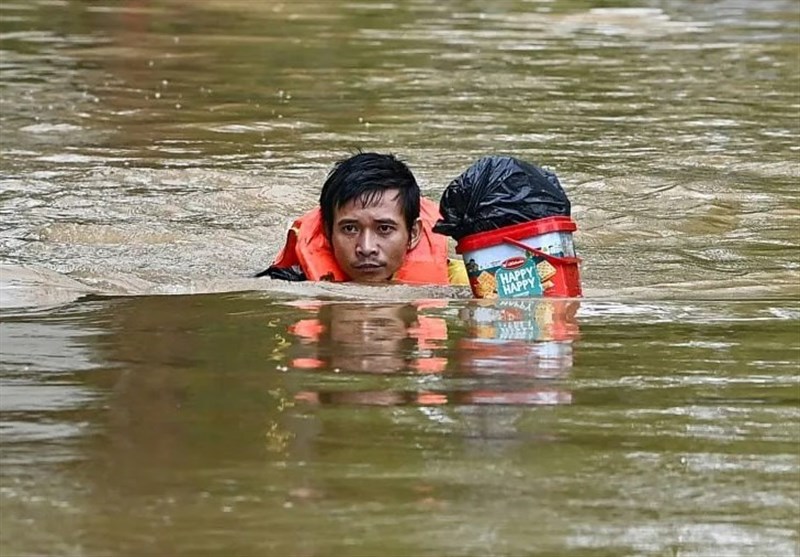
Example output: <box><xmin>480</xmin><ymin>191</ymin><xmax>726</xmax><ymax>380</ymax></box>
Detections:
<box><xmin>257</xmin><ymin>152</ymin><xmax>460</xmax><ymax>284</ymax></box>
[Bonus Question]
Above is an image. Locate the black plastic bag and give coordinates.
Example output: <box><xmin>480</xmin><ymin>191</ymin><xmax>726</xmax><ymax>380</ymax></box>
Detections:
<box><xmin>254</xmin><ymin>265</ymin><xmax>306</xmax><ymax>281</ymax></box>
<box><xmin>433</xmin><ymin>156</ymin><xmax>571</xmax><ymax>240</ymax></box>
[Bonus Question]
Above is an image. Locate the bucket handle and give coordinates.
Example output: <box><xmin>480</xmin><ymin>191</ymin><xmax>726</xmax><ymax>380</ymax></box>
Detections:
<box><xmin>502</xmin><ymin>237</ymin><xmax>581</xmax><ymax>265</ymax></box>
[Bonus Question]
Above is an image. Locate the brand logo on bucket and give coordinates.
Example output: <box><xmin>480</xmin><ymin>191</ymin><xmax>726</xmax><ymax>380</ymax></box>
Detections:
<box><xmin>502</xmin><ymin>256</ymin><xmax>526</xmax><ymax>270</ymax></box>
<box><xmin>496</xmin><ymin>257</ymin><xmax>543</xmax><ymax>297</ymax></box>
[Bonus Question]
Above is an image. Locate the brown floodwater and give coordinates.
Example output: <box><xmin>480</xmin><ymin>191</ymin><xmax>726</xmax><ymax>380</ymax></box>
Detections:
<box><xmin>1</xmin><ymin>0</ymin><xmax>798</xmax><ymax>556</ymax></box>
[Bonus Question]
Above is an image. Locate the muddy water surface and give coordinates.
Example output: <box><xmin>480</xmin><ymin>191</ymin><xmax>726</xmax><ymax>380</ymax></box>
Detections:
<box><xmin>1</xmin><ymin>1</ymin><xmax>798</xmax><ymax>555</ymax></box>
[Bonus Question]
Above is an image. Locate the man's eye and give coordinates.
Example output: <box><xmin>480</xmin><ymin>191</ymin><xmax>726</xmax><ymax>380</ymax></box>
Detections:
<box><xmin>341</xmin><ymin>224</ymin><xmax>358</xmax><ymax>234</ymax></box>
<box><xmin>377</xmin><ymin>225</ymin><xmax>395</xmax><ymax>234</ymax></box>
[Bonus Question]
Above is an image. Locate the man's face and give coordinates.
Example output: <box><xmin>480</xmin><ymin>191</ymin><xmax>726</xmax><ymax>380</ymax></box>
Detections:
<box><xmin>330</xmin><ymin>189</ymin><xmax>421</xmax><ymax>282</ymax></box>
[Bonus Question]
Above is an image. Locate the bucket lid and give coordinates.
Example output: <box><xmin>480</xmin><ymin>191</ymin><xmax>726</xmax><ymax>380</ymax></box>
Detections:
<box><xmin>456</xmin><ymin>216</ymin><xmax>577</xmax><ymax>254</ymax></box>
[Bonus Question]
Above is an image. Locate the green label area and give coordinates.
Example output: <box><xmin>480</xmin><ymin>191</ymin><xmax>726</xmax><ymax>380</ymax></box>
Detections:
<box><xmin>495</xmin><ymin>258</ymin><xmax>543</xmax><ymax>298</ymax></box>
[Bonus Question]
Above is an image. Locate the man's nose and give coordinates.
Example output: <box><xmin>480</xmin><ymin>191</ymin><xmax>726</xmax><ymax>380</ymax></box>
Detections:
<box><xmin>355</xmin><ymin>231</ymin><xmax>379</xmax><ymax>256</ymax></box>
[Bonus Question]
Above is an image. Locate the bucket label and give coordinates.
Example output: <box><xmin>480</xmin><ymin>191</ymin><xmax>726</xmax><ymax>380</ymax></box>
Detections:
<box><xmin>468</xmin><ymin>254</ymin><xmax>563</xmax><ymax>298</ymax></box>
<box><xmin>495</xmin><ymin>258</ymin><xmax>543</xmax><ymax>298</ymax></box>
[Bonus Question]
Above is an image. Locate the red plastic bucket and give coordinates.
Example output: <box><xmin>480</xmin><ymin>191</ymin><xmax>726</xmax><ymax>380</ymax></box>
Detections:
<box><xmin>456</xmin><ymin>216</ymin><xmax>582</xmax><ymax>298</ymax></box>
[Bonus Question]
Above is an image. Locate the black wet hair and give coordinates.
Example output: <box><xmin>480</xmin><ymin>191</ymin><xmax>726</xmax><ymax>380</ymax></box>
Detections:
<box><xmin>319</xmin><ymin>152</ymin><xmax>420</xmax><ymax>238</ymax></box>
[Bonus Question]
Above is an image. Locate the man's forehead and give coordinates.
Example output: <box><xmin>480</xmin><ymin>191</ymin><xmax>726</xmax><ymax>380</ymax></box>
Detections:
<box><xmin>337</xmin><ymin>189</ymin><xmax>403</xmax><ymax>215</ymax></box>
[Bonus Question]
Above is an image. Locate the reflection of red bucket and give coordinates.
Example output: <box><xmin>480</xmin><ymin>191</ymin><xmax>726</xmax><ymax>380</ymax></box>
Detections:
<box><xmin>457</xmin><ymin>217</ymin><xmax>582</xmax><ymax>298</ymax></box>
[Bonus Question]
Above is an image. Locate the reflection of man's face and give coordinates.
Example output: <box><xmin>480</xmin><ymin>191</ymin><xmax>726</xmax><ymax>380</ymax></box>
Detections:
<box><xmin>327</xmin><ymin>305</ymin><xmax>411</xmax><ymax>373</ymax></box>
<box><xmin>329</xmin><ymin>190</ymin><xmax>421</xmax><ymax>283</ymax></box>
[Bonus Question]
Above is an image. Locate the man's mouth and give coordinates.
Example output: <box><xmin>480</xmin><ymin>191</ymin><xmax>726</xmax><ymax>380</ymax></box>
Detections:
<box><xmin>354</xmin><ymin>262</ymin><xmax>385</xmax><ymax>271</ymax></box>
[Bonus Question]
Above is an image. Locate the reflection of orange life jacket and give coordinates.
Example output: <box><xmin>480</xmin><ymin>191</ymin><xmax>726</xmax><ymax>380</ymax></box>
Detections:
<box><xmin>270</xmin><ymin>198</ymin><xmax>450</xmax><ymax>284</ymax></box>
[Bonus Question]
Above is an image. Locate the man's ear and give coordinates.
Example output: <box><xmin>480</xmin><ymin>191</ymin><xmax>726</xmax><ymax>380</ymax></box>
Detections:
<box><xmin>407</xmin><ymin>218</ymin><xmax>422</xmax><ymax>250</ymax></box>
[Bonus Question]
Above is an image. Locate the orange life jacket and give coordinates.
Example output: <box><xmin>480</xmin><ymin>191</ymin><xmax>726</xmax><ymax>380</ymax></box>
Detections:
<box><xmin>270</xmin><ymin>197</ymin><xmax>450</xmax><ymax>284</ymax></box>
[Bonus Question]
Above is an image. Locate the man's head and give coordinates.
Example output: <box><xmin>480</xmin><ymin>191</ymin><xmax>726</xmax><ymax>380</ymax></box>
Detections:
<box><xmin>319</xmin><ymin>152</ymin><xmax>422</xmax><ymax>282</ymax></box>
